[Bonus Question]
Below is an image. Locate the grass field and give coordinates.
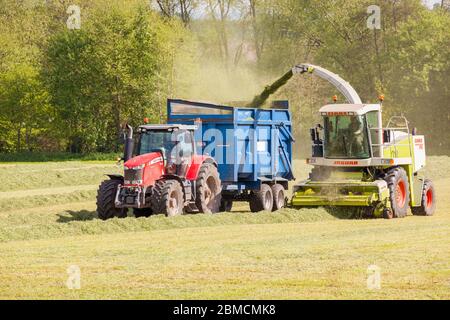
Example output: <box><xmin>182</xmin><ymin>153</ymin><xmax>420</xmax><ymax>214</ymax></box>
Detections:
<box><xmin>0</xmin><ymin>158</ymin><xmax>449</xmax><ymax>299</ymax></box>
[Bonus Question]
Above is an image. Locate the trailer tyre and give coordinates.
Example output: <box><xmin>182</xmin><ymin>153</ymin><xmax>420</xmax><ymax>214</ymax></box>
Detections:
<box><xmin>196</xmin><ymin>163</ymin><xmax>222</xmax><ymax>214</ymax></box>
<box><xmin>412</xmin><ymin>179</ymin><xmax>436</xmax><ymax>216</ymax></box>
<box><xmin>271</xmin><ymin>184</ymin><xmax>286</xmax><ymax>212</ymax></box>
<box><xmin>97</xmin><ymin>180</ymin><xmax>128</xmax><ymax>220</ymax></box>
<box><xmin>220</xmin><ymin>200</ymin><xmax>233</xmax><ymax>212</ymax></box>
<box><xmin>151</xmin><ymin>180</ymin><xmax>184</xmax><ymax>217</ymax></box>
<box><xmin>250</xmin><ymin>184</ymin><xmax>274</xmax><ymax>213</ymax></box>
<box><xmin>385</xmin><ymin>168</ymin><xmax>410</xmax><ymax>219</ymax></box>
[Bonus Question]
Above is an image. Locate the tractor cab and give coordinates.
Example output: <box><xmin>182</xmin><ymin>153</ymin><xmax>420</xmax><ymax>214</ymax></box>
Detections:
<box><xmin>135</xmin><ymin>124</ymin><xmax>197</xmax><ymax>174</ymax></box>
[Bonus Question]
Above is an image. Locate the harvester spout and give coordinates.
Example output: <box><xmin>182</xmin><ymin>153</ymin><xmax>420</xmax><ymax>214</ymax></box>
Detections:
<box><xmin>248</xmin><ymin>69</ymin><xmax>298</xmax><ymax>108</ymax></box>
<box><xmin>248</xmin><ymin>63</ymin><xmax>362</xmax><ymax>108</ymax></box>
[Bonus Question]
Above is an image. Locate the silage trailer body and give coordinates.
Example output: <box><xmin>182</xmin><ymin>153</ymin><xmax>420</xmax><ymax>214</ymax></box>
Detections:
<box><xmin>167</xmin><ymin>99</ymin><xmax>295</xmax><ymax>198</ymax></box>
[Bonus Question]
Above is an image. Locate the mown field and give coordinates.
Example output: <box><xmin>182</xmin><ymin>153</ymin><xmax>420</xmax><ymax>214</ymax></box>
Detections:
<box><xmin>0</xmin><ymin>158</ymin><xmax>449</xmax><ymax>299</ymax></box>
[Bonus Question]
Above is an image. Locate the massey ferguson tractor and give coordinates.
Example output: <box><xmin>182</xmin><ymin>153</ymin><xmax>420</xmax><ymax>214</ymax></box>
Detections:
<box><xmin>97</xmin><ymin>99</ymin><xmax>295</xmax><ymax>219</ymax></box>
<box><xmin>97</xmin><ymin>123</ymin><xmax>223</xmax><ymax>219</ymax></box>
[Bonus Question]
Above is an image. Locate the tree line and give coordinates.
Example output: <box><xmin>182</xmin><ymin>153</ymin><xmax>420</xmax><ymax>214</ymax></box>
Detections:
<box><xmin>0</xmin><ymin>0</ymin><xmax>449</xmax><ymax>155</ymax></box>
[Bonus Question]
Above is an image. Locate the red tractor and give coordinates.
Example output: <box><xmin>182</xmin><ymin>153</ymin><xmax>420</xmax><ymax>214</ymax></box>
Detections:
<box><xmin>97</xmin><ymin>124</ymin><xmax>222</xmax><ymax>219</ymax></box>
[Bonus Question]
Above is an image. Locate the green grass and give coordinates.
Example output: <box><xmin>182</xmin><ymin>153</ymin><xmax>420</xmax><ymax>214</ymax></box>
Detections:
<box><xmin>0</xmin><ymin>158</ymin><xmax>449</xmax><ymax>299</ymax></box>
<box><xmin>0</xmin><ymin>152</ymin><xmax>120</xmax><ymax>163</ymax></box>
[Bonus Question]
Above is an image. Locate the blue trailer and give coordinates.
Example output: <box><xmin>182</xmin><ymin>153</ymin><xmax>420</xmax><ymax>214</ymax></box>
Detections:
<box><xmin>167</xmin><ymin>99</ymin><xmax>295</xmax><ymax>212</ymax></box>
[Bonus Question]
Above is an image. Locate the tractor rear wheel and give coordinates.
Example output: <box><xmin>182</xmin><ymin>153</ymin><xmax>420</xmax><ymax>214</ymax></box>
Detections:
<box><xmin>384</xmin><ymin>168</ymin><xmax>410</xmax><ymax>218</ymax></box>
<box><xmin>196</xmin><ymin>163</ymin><xmax>222</xmax><ymax>214</ymax></box>
<box><xmin>151</xmin><ymin>180</ymin><xmax>184</xmax><ymax>217</ymax></box>
<box><xmin>250</xmin><ymin>184</ymin><xmax>273</xmax><ymax>213</ymax></box>
<box><xmin>271</xmin><ymin>184</ymin><xmax>286</xmax><ymax>212</ymax></box>
<box><xmin>133</xmin><ymin>208</ymin><xmax>153</xmax><ymax>218</ymax></box>
<box><xmin>412</xmin><ymin>179</ymin><xmax>436</xmax><ymax>216</ymax></box>
<box><xmin>97</xmin><ymin>180</ymin><xmax>128</xmax><ymax>220</ymax></box>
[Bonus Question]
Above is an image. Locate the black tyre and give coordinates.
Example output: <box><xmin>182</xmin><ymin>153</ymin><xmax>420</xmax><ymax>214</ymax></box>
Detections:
<box><xmin>271</xmin><ymin>184</ymin><xmax>285</xmax><ymax>212</ymax></box>
<box><xmin>220</xmin><ymin>199</ymin><xmax>233</xmax><ymax>212</ymax></box>
<box><xmin>97</xmin><ymin>180</ymin><xmax>128</xmax><ymax>220</ymax></box>
<box><xmin>151</xmin><ymin>180</ymin><xmax>184</xmax><ymax>217</ymax></box>
<box><xmin>384</xmin><ymin>168</ymin><xmax>410</xmax><ymax>219</ymax></box>
<box><xmin>249</xmin><ymin>184</ymin><xmax>273</xmax><ymax>213</ymax></box>
<box><xmin>196</xmin><ymin>163</ymin><xmax>222</xmax><ymax>214</ymax></box>
<box><xmin>412</xmin><ymin>179</ymin><xmax>436</xmax><ymax>216</ymax></box>
<box><xmin>133</xmin><ymin>208</ymin><xmax>153</xmax><ymax>218</ymax></box>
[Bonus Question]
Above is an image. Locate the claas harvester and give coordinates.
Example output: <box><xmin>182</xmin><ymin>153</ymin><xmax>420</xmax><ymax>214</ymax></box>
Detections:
<box><xmin>251</xmin><ymin>63</ymin><xmax>436</xmax><ymax>219</ymax></box>
<box><xmin>289</xmin><ymin>88</ymin><xmax>436</xmax><ymax>218</ymax></box>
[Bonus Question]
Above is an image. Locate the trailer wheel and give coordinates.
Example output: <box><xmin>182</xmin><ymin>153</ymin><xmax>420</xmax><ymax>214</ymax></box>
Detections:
<box><xmin>220</xmin><ymin>200</ymin><xmax>233</xmax><ymax>212</ymax></box>
<box><xmin>96</xmin><ymin>180</ymin><xmax>128</xmax><ymax>220</ymax></box>
<box><xmin>250</xmin><ymin>184</ymin><xmax>273</xmax><ymax>213</ymax></box>
<box><xmin>384</xmin><ymin>168</ymin><xmax>410</xmax><ymax>218</ymax></box>
<box><xmin>151</xmin><ymin>180</ymin><xmax>184</xmax><ymax>217</ymax></box>
<box><xmin>133</xmin><ymin>208</ymin><xmax>153</xmax><ymax>218</ymax></box>
<box><xmin>271</xmin><ymin>184</ymin><xmax>286</xmax><ymax>212</ymax></box>
<box><xmin>196</xmin><ymin>163</ymin><xmax>222</xmax><ymax>214</ymax></box>
<box><xmin>412</xmin><ymin>179</ymin><xmax>436</xmax><ymax>216</ymax></box>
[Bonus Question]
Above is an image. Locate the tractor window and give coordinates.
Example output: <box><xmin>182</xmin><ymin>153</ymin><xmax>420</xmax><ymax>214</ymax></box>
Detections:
<box><xmin>138</xmin><ymin>131</ymin><xmax>176</xmax><ymax>157</ymax></box>
<box><xmin>138</xmin><ymin>130</ymin><xmax>194</xmax><ymax>163</ymax></box>
<box><xmin>324</xmin><ymin>115</ymin><xmax>370</xmax><ymax>159</ymax></box>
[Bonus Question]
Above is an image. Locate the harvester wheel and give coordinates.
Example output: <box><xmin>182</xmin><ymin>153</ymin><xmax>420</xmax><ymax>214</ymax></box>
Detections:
<box><xmin>133</xmin><ymin>208</ymin><xmax>153</xmax><ymax>218</ymax></box>
<box><xmin>196</xmin><ymin>163</ymin><xmax>222</xmax><ymax>214</ymax></box>
<box><xmin>220</xmin><ymin>200</ymin><xmax>233</xmax><ymax>212</ymax></box>
<box><xmin>412</xmin><ymin>179</ymin><xmax>436</xmax><ymax>216</ymax></box>
<box><xmin>250</xmin><ymin>184</ymin><xmax>273</xmax><ymax>213</ymax></box>
<box><xmin>151</xmin><ymin>180</ymin><xmax>184</xmax><ymax>217</ymax></box>
<box><xmin>384</xmin><ymin>168</ymin><xmax>410</xmax><ymax>218</ymax></box>
<box><xmin>271</xmin><ymin>184</ymin><xmax>286</xmax><ymax>212</ymax></box>
<box><xmin>96</xmin><ymin>180</ymin><xmax>128</xmax><ymax>220</ymax></box>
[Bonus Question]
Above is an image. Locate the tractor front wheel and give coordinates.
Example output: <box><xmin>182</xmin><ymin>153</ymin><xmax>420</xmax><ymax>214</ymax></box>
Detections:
<box><xmin>97</xmin><ymin>180</ymin><xmax>128</xmax><ymax>220</ymax></box>
<box><xmin>412</xmin><ymin>179</ymin><xmax>436</xmax><ymax>216</ymax></box>
<box><xmin>151</xmin><ymin>180</ymin><xmax>184</xmax><ymax>217</ymax></box>
<box><xmin>384</xmin><ymin>168</ymin><xmax>410</xmax><ymax>219</ymax></box>
<box><xmin>196</xmin><ymin>164</ymin><xmax>222</xmax><ymax>214</ymax></box>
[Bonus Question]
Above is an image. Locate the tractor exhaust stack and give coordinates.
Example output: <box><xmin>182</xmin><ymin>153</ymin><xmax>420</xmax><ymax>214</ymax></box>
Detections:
<box><xmin>124</xmin><ymin>124</ymin><xmax>134</xmax><ymax>162</ymax></box>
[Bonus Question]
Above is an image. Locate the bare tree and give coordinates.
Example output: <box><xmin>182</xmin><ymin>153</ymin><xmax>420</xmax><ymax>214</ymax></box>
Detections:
<box><xmin>155</xmin><ymin>0</ymin><xmax>196</xmax><ymax>25</ymax></box>
<box><xmin>206</xmin><ymin>0</ymin><xmax>234</xmax><ymax>69</ymax></box>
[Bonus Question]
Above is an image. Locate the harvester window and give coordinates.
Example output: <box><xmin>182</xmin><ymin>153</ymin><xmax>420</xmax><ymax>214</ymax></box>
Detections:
<box><xmin>366</xmin><ymin>111</ymin><xmax>381</xmax><ymax>155</ymax></box>
<box><xmin>324</xmin><ymin>115</ymin><xmax>370</xmax><ymax>159</ymax></box>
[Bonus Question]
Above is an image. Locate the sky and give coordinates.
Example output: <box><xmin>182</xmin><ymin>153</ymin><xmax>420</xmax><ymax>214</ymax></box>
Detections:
<box><xmin>422</xmin><ymin>0</ymin><xmax>443</xmax><ymax>8</ymax></box>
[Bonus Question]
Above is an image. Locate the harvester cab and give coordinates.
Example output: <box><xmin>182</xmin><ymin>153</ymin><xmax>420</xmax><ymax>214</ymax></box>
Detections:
<box><xmin>97</xmin><ymin>123</ymin><xmax>223</xmax><ymax>219</ymax></box>
<box><xmin>292</xmin><ymin>102</ymin><xmax>436</xmax><ymax>219</ymax></box>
